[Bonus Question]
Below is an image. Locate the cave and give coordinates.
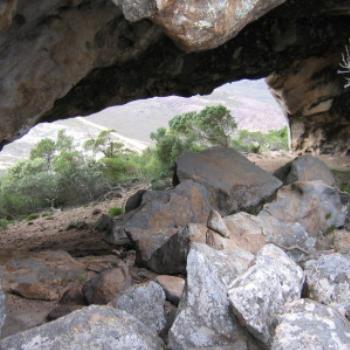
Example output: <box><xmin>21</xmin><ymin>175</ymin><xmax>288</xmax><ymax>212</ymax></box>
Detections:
<box><xmin>0</xmin><ymin>0</ymin><xmax>349</xmax><ymax>154</ymax></box>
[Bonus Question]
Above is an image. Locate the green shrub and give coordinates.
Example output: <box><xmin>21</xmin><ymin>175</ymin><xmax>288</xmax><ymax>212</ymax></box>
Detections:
<box><xmin>108</xmin><ymin>207</ymin><xmax>124</xmax><ymax>217</ymax></box>
<box><xmin>26</xmin><ymin>213</ymin><xmax>40</xmax><ymax>221</ymax></box>
<box><xmin>0</xmin><ymin>218</ymin><xmax>10</xmax><ymax>230</ymax></box>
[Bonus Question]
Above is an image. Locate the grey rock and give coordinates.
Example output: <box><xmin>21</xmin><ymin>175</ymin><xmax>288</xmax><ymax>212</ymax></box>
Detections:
<box><xmin>304</xmin><ymin>253</ymin><xmax>350</xmax><ymax>311</ymax></box>
<box><xmin>228</xmin><ymin>244</ymin><xmax>304</xmax><ymax>345</ymax></box>
<box><xmin>274</xmin><ymin>155</ymin><xmax>336</xmax><ymax>186</ymax></box>
<box><xmin>0</xmin><ymin>305</ymin><xmax>165</xmax><ymax>349</ymax></box>
<box><xmin>168</xmin><ymin>243</ymin><xmax>256</xmax><ymax>350</ymax></box>
<box><xmin>271</xmin><ymin>299</ymin><xmax>350</xmax><ymax>350</ymax></box>
<box><xmin>175</xmin><ymin>148</ymin><xmax>282</xmax><ymax>214</ymax></box>
<box><xmin>0</xmin><ymin>282</ymin><xmax>5</xmax><ymax>336</ymax></box>
<box><xmin>260</xmin><ymin>181</ymin><xmax>349</xmax><ymax>237</ymax></box>
<box><xmin>125</xmin><ymin>181</ymin><xmax>211</xmax><ymax>271</ymax></box>
<box><xmin>207</xmin><ymin>209</ymin><xmax>230</xmax><ymax>237</ymax></box>
<box><xmin>113</xmin><ymin>281</ymin><xmax>166</xmax><ymax>334</ymax></box>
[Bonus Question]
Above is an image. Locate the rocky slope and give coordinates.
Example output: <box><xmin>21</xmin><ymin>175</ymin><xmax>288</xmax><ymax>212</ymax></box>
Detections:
<box><xmin>0</xmin><ymin>0</ymin><xmax>349</xmax><ymax>153</ymax></box>
<box><xmin>0</xmin><ymin>151</ymin><xmax>349</xmax><ymax>349</ymax></box>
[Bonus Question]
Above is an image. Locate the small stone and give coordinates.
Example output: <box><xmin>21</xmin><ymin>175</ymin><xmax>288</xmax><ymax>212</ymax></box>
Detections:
<box><xmin>207</xmin><ymin>209</ymin><xmax>231</xmax><ymax>237</ymax></box>
<box><xmin>155</xmin><ymin>275</ymin><xmax>185</xmax><ymax>305</ymax></box>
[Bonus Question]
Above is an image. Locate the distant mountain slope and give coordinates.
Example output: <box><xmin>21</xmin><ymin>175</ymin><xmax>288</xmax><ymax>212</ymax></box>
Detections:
<box><xmin>0</xmin><ymin>79</ymin><xmax>286</xmax><ymax>172</ymax></box>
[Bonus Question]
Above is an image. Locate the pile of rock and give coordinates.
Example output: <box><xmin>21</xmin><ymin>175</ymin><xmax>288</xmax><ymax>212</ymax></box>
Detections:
<box><xmin>0</xmin><ymin>148</ymin><xmax>349</xmax><ymax>349</ymax></box>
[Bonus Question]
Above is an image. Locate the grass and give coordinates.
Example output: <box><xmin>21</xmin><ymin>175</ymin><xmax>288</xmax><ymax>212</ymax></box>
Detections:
<box><xmin>108</xmin><ymin>207</ymin><xmax>124</xmax><ymax>217</ymax></box>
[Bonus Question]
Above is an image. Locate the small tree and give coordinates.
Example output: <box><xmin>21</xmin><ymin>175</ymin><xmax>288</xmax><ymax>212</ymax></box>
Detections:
<box><xmin>339</xmin><ymin>41</ymin><xmax>350</xmax><ymax>88</ymax></box>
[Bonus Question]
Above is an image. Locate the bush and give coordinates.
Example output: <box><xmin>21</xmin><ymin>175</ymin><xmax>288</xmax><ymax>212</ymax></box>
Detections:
<box><xmin>108</xmin><ymin>207</ymin><xmax>124</xmax><ymax>217</ymax></box>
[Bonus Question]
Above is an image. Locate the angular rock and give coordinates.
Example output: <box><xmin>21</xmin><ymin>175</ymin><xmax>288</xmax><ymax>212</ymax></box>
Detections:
<box><xmin>207</xmin><ymin>209</ymin><xmax>230</xmax><ymax>237</ymax></box>
<box><xmin>331</xmin><ymin>229</ymin><xmax>350</xmax><ymax>254</ymax></box>
<box><xmin>304</xmin><ymin>253</ymin><xmax>350</xmax><ymax>311</ymax></box>
<box><xmin>168</xmin><ymin>243</ymin><xmax>256</xmax><ymax>350</ymax></box>
<box><xmin>175</xmin><ymin>148</ymin><xmax>282</xmax><ymax>214</ymax></box>
<box><xmin>125</xmin><ymin>180</ymin><xmax>211</xmax><ymax>269</ymax></box>
<box><xmin>223</xmin><ymin>212</ymin><xmax>315</xmax><ymax>261</ymax></box>
<box><xmin>271</xmin><ymin>299</ymin><xmax>350</xmax><ymax>350</ymax></box>
<box><xmin>112</xmin><ymin>281</ymin><xmax>166</xmax><ymax>334</ymax></box>
<box><xmin>259</xmin><ymin>181</ymin><xmax>349</xmax><ymax>237</ymax></box>
<box><xmin>59</xmin><ymin>286</ymin><xmax>87</xmax><ymax>306</ymax></box>
<box><xmin>0</xmin><ymin>282</ymin><xmax>5</xmax><ymax>336</ymax></box>
<box><xmin>0</xmin><ymin>305</ymin><xmax>165</xmax><ymax>349</ymax></box>
<box><xmin>147</xmin><ymin>223</ymin><xmax>210</xmax><ymax>274</ymax></box>
<box><xmin>46</xmin><ymin>305</ymin><xmax>83</xmax><ymax>321</ymax></box>
<box><xmin>228</xmin><ymin>244</ymin><xmax>304</xmax><ymax>345</ymax></box>
<box><xmin>83</xmin><ymin>267</ymin><xmax>131</xmax><ymax>305</ymax></box>
<box><xmin>155</xmin><ymin>275</ymin><xmax>185</xmax><ymax>305</ymax></box>
<box><xmin>274</xmin><ymin>155</ymin><xmax>336</xmax><ymax>186</ymax></box>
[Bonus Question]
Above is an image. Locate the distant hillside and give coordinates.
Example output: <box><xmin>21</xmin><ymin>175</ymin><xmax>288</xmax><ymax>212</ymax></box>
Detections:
<box><xmin>0</xmin><ymin>79</ymin><xmax>286</xmax><ymax>172</ymax></box>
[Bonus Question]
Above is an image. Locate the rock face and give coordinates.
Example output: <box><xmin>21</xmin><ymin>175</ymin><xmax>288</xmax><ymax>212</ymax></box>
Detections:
<box><xmin>271</xmin><ymin>299</ymin><xmax>350</xmax><ymax>350</ymax></box>
<box><xmin>228</xmin><ymin>244</ymin><xmax>304</xmax><ymax>345</ymax></box>
<box><xmin>112</xmin><ymin>281</ymin><xmax>166</xmax><ymax>334</ymax></box>
<box><xmin>0</xmin><ymin>1</ymin><xmax>350</xmax><ymax>153</ymax></box>
<box><xmin>275</xmin><ymin>155</ymin><xmax>336</xmax><ymax>186</ymax></box>
<box><xmin>175</xmin><ymin>148</ymin><xmax>282</xmax><ymax>214</ymax></box>
<box><xmin>155</xmin><ymin>275</ymin><xmax>185</xmax><ymax>305</ymax></box>
<box><xmin>124</xmin><ymin>180</ymin><xmax>211</xmax><ymax>269</ymax></box>
<box><xmin>304</xmin><ymin>254</ymin><xmax>350</xmax><ymax>313</ymax></box>
<box><xmin>0</xmin><ymin>305</ymin><xmax>165</xmax><ymax>349</ymax></box>
<box><xmin>259</xmin><ymin>181</ymin><xmax>348</xmax><ymax>237</ymax></box>
<box><xmin>168</xmin><ymin>243</ymin><xmax>256</xmax><ymax>350</ymax></box>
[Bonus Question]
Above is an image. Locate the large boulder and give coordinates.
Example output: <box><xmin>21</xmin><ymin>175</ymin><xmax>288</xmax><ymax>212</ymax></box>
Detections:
<box><xmin>2</xmin><ymin>250</ymin><xmax>87</xmax><ymax>301</ymax></box>
<box><xmin>112</xmin><ymin>281</ymin><xmax>166</xmax><ymax>334</ymax></box>
<box><xmin>274</xmin><ymin>155</ymin><xmax>336</xmax><ymax>186</ymax></box>
<box><xmin>0</xmin><ymin>305</ymin><xmax>165</xmax><ymax>349</ymax></box>
<box><xmin>168</xmin><ymin>243</ymin><xmax>257</xmax><ymax>350</ymax></box>
<box><xmin>271</xmin><ymin>299</ymin><xmax>350</xmax><ymax>350</ymax></box>
<box><xmin>259</xmin><ymin>181</ymin><xmax>349</xmax><ymax>237</ymax></box>
<box><xmin>304</xmin><ymin>253</ymin><xmax>350</xmax><ymax>315</ymax></box>
<box><xmin>124</xmin><ymin>180</ymin><xmax>211</xmax><ymax>270</ymax></box>
<box><xmin>175</xmin><ymin>148</ymin><xmax>282</xmax><ymax>214</ymax></box>
<box><xmin>228</xmin><ymin>244</ymin><xmax>304</xmax><ymax>345</ymax></box>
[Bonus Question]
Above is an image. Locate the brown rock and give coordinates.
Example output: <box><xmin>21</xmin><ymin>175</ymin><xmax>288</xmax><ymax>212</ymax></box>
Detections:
<box><xmin>175</xmin><ymin>148</ymin><xmax>282</xmax><ymax>214</ymax></box>
<box><xmin>207</xmin><ymin>209</ymin><xmax>231</xmax><ymax>238</ymax></box>
<box><xmin>155</xmin><ymin>275</ymin><xmax>185</xmax><ymax>305</ymax></box>
<box><xmin>46</xmin><ymin>305</ymin><xmax>83</xmax><ymax>321</ymax></box>
<box><xmin>59</xmin><ymin>286</ymin><xmax>87</xmax><ymax>306</ymax></box>
<box><xmin>82</xmin><ymin>267</ymin><xmax>131</xmax><ymax>305</ymax></box>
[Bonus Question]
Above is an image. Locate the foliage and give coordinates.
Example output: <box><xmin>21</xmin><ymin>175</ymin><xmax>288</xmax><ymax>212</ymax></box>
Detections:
<box><xmin>0</xmin><ymin>106</ymin><xmax>290</xmax><ymax>221</ymax></box>
<box><xmin>108</xmin><ymin>207</ymin><xmax>123</xmax><ymax>217</ymax></box>
<box><xmin>232</xmin><ymin>127</ymin><xmax>289</xmax><ymax>154</ymax></box>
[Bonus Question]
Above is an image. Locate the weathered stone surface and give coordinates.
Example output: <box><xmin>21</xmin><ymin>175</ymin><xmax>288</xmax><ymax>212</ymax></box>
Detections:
<box><xmin>228</xmin><ymin>244</ymin><xmax>304</xmax><ymax>345</ymax></box>
<box><xmin>223</xmin><ymin>212</ymin><xmax>315</xmax><ymax>261</ymax></box>
<box><xmin>260</xmin><ymin>181</ymin><xmax>349</xmax><ymax>237</ymax></box>
<box><xmin>168</xmin><ymin>243</ymin><xmax>256</xmax><ymax>350</ymax></box>
<box><xmin>175</xmin><ymin>148</ymin><xmax>282</xmax><ymax>214</ymax></box>
<box><xmin>331</xmin><ymin>229</ymin><xmax>350</xmax><ymax>254</ymax></box>
<box><xmin>112</xmin><ymin>281</ymin><xmax>166</xmax><ymax>333</ymax></box>
<box><xmin>0</xmin><ymin>305</ymin><xmax>165</xmax><ymax>349</ymax></box>
<box><xmin>304</xmin><ymin>253</ymin><xmax>350</xmax><ymax>312</ymax></box>
<box><xmin>2</xmin><ymin>250</ymin><xmax>87</xmax><ymax>301</ymax></box>
<box><xmin>274</xmin><ymin>155</ymin><xmax>336</xmax><ymax>186</ymax></box>
<box><xmin>271</xmin><ymin>299</ymin><xmax>350</xmax><ymax>350</ymax></box>
<box><xmin>0</xmin><ymin>282</ymin><xmax>5</xmax><ymax>336</ymax></box>
<box><xmin>83</xmin><ymin>267</ymin><xmax>131</xmax><ymax>305</ymax></box>
<box><xmin>207</xmin><ymin>209</ymin><xmax>231</xmax><ymax>238</ymax></box>
<box><xmin>141</xmin><ymin>0</ymin><xmax>286</xmax><ymax>51</ymax></box>
<box><xmin>125</xmin><ymin>180</ymin><xmax>211</xmax><ymax>269</ymax></box>
<box><xmin>155</xmin><ymin>275</ymin><xmax>185</xmax><ymax>305</ymax></box>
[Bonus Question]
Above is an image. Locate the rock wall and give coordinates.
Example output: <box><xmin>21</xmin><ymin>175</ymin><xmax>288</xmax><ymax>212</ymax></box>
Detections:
<box><xmin>0</xmin><ymin>0</ymin><xmax>350</xmax><ymax>153</ymax></box>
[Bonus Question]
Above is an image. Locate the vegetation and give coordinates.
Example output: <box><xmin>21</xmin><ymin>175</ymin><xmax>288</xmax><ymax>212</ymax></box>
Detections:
<box><xmin>0</xmin><ymin>105</ymin><xmax>289</xmax><ymax>222</ymax></box>
<box><xmin>108</xmin><ymin>207</ymin><xmax>124</xmax><ymax>217</ymax></box>
<box><xmin>339</xmin><ymin>41</ymin><xmax>350</xmax><ymax>88</ymax></box>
